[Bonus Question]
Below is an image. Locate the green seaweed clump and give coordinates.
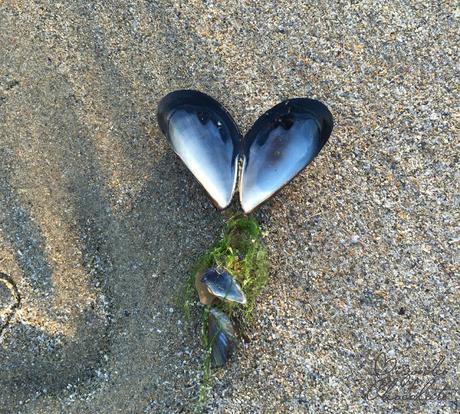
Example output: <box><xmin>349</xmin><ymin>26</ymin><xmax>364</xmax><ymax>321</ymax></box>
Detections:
<box><xmin>180</xmin><ymin>214</ymin><xmax>269</xmax><ymax>327</ymax></box>
<box><xmin>177</xmin><ymin>214</ymin><xmax>269</xmax><ymax>410</ymax></box>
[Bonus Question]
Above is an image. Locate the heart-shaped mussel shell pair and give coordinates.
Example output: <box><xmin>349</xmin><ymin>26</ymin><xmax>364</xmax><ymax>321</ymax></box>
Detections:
<box><xmin>157</xmin><ymin>90</ymin><xmax>333</xmax><ymax>213</ymax></box>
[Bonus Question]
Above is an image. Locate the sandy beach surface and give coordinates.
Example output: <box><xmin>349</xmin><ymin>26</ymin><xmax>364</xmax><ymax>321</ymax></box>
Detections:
<box><xmin>0</xmin><ymin>1</ymin><xmax>458</xmax><ymax>413</ymax></box>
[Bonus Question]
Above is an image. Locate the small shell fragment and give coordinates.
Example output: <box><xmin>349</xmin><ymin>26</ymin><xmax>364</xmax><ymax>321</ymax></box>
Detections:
<box><xmin>195</xmin><ymin>270</ymin><xmax>216</xmax><ymax>305</ymax></box>
<box><xmin>201</xmin><ymin>268</ymin><xmax>247</xmax><ymax>304</ymax></box>
<box><xmin>208</xmin><ymin>308</ymin><xmax>237</xmax><ymax>367</ymax></box>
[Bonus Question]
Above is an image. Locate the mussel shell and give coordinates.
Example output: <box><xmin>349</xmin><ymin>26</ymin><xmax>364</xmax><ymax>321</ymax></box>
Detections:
<box><xmin>157</xmin><ymin>90</ymin><xmax>241</xmax><ymax>209</ymax></box>
<box><xmin>208</xmin><ymin>308</ymin><xmax>236</xmax><ymax>367</ymax></box>
<box><xmin>201</xmin><ymin>268</ymin><xmax>247</xmax><ymax>304</ymax></box>
<box><xmin>239</xmin><ymin>98</ymin><xmax>333</xmax><ymax>213</ymax></box>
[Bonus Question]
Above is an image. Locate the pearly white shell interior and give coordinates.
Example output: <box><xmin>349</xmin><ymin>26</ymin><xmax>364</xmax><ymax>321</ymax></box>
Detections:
<box><xmin>240</xmin><ymin>118</ymin><xmax>321</xmax><ymax>213</ymax></box>
<box><xmin>168</xmin><ymin>108</ymin><xmax>238</xmax><ymax>209</ymax></box>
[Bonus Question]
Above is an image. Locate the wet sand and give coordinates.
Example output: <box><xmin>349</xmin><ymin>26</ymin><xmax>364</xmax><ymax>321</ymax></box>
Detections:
<box><xmin>0</xmin><ymin>1</ymin><xmax>458</xmax><ymax>413</ymax></box>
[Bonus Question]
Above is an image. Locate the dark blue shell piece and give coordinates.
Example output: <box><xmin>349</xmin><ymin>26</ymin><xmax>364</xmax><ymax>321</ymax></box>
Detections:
<box><xmin>201</xmin><ymin>268</ymin><xmax>247</xmax><ymax>304</ymax></box>
<box><xmin>208</xmin><ymin>308</ymin><xmax>236</xmax><ymax>367</ymax></box>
